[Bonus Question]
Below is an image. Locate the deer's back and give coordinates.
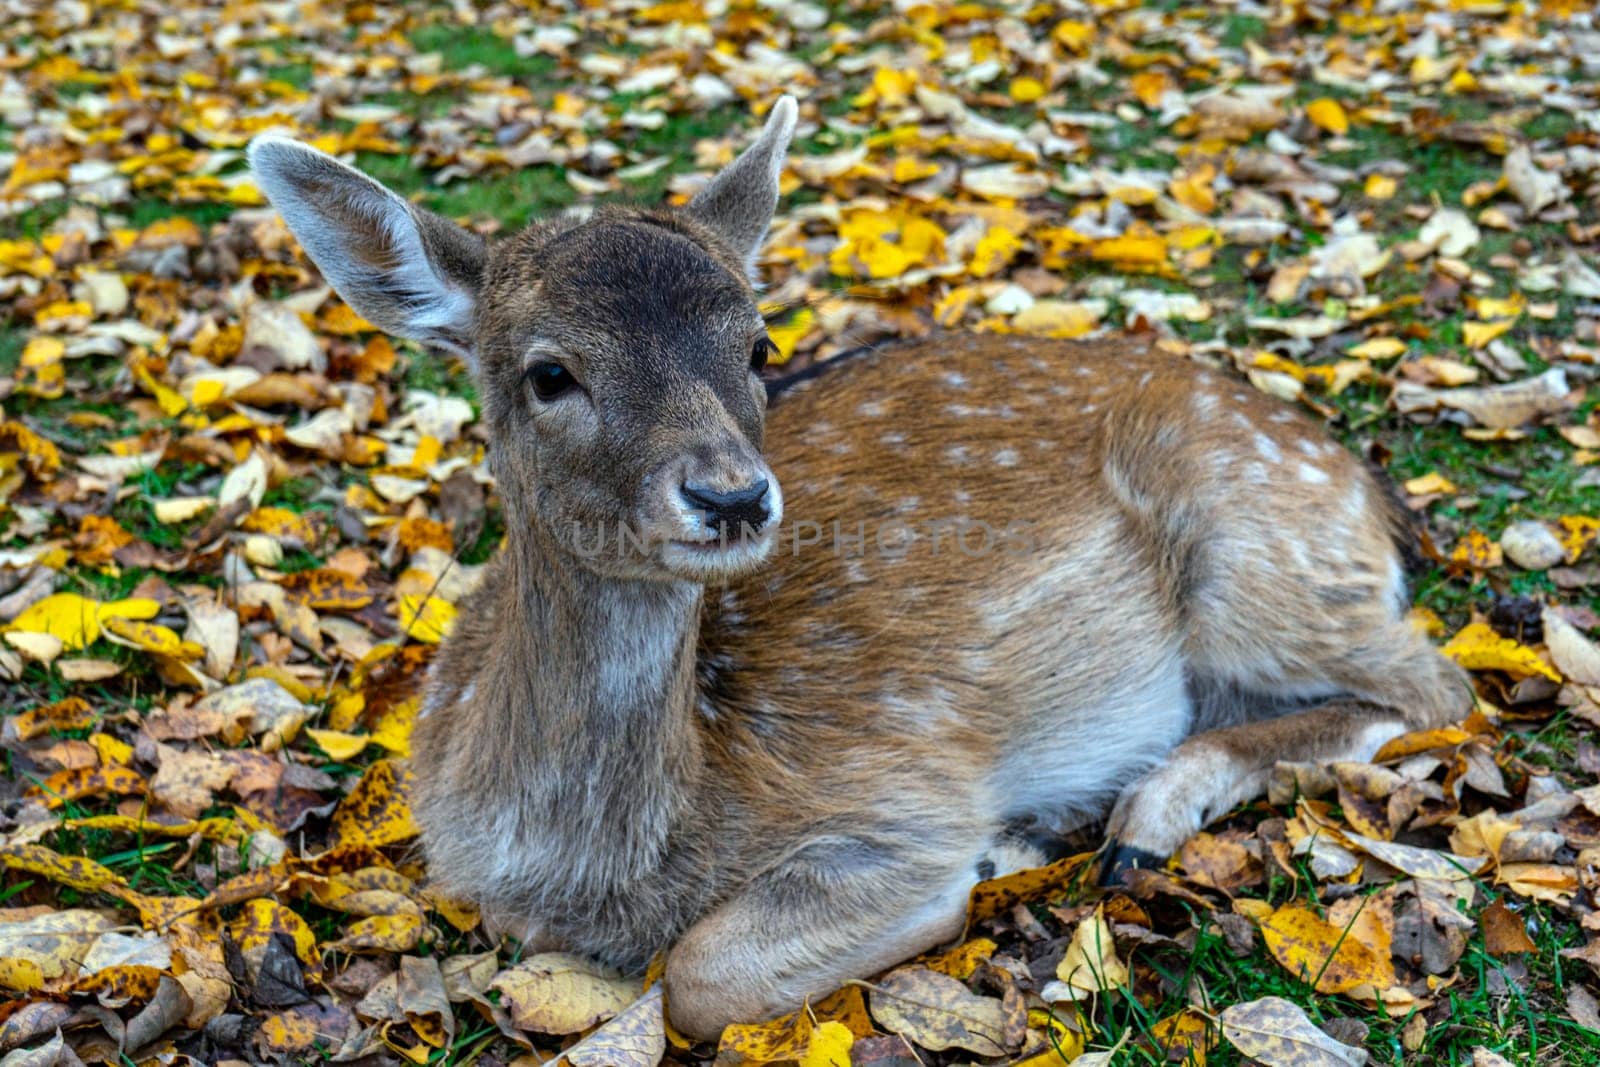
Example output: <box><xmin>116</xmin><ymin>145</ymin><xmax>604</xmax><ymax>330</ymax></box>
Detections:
<box><xmin>698</xmin><ymin>334</ymin><xmax>1389</xmax><ymax>835</ymax></box>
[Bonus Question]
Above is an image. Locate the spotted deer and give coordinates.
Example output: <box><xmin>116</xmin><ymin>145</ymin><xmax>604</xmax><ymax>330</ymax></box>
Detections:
<box><xmin>248</xmin><ymin>96</ymin><xmax>1471</xmax><ymax>1039</ymax></box>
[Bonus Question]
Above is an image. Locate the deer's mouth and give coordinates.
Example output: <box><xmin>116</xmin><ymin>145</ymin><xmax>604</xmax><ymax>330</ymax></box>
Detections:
<box><xmin>660</xmin><ymin>528</ymin><xmax>777</xmax><ymax>579</ymax></box>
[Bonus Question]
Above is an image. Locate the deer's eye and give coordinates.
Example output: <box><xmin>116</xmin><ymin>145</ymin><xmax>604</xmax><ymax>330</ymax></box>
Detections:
<box><xmin>528</xmin><ymin>361</ymin><xmax>576</xmax><ymax>401</ymax></box>
<box><xmin>751</xmin><ymin>337</ymin><xmax>776</xmax><ymax>372</ymax></box>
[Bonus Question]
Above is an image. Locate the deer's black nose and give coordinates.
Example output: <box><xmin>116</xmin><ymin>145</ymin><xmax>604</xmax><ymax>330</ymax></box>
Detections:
<box><xmin>681</xmin><ymin>478</ymin><xmax>771</xmax><ymax>535</ymax></box>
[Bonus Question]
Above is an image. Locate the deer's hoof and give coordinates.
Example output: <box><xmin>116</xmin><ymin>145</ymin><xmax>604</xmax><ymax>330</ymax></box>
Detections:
<box><xmin>1096</xmin><ymin>843</ymin><xmax>1166</xmax><ymax>887</ymax></box>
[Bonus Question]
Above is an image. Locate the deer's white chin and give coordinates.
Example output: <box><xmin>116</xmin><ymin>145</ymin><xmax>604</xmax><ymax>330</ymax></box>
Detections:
<box><xmin>659</xmin><ymin>531</ymin><xmax>777</xmax><ymax>581</ymax></box>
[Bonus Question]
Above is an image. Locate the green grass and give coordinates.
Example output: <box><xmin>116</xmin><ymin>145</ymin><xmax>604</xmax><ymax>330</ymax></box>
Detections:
<box><xmin>410</xmin><ymin>24</ymin><xmax>553</xmax><ymax>83</ymax></box>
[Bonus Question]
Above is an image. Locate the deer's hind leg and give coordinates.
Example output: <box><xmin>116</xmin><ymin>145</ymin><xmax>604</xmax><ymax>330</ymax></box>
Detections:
<box><xmin>1100</xmin><ymin>483</ymin><xmax>1473</xmax><ymax>879</ymax></box>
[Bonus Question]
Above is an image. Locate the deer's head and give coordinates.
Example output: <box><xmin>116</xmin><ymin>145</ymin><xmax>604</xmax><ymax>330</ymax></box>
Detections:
<box><xmin>249</xmin><ymin>98</ymin><xmax>797</xmax><ymax>583</ymax></box>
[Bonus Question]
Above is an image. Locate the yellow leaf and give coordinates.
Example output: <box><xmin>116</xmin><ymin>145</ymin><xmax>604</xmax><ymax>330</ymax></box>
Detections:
<box><xmin>1474</xmin><ymin>294</ymin><xmax>1525</xmax><ymax>320</ymax></box>
<box><xmin>6</xmin><ymin>591</ymin><xmax>158</xmax><ymax>651</ymax></box>
<box><xmin>230</xmin><ymin>899</ymin><xmax>318</xmax><ymax>968</ymax></box>
<box><xmin>0</xmin><ymin>910</ymin><xmax>116</xmax><ymax>980</ymax></box>
<box><xmin>1169</xmin><ymin>165</ymin><xmax>1218</xmax><ymax>214</ymax></box>
<box><xmin>798</xmin><ymin>1021</ymin><xmax>854</xmax><ymax>1067</ymax></box>
<box><xmin>1130</xmin><ymin>70</ymin><xmax>1174</xmax><ymax>109</ymax></box>
<box><xmin>1462</xmin><ymin>319</ymin><xmax>1514</xmax><ymax>348</ymax></box>
<box><xmin>1557</xmin><ymin>515</ymin><xmax>1600</xmax><ymax>562</ymax></box>
<box><xmin>923</xmin><ymin>937</ymin><xmax>997</xmax><ymax>980</ymax></box>
<box><xmin>718</xmin><ymin>1003</ymin><xmax>823</xmax><ymax>1062</ymax></box>
<box><xmin>34</xmin><ymin>299</ymin><xmax>93</xmax><ymax>331</ymax></box>
<box><xmin>0</xmin><ymin>843</ymin><xmax>125</xmax><ymax>893</ymax></box>
<box><xmin>102</xmin><ymin>616</ymin><xmax>202</xmax><ymax>659</ymax></box>
<box><xmin>21</xmin><ymin>336</ymin><xmax>64</xmax><ymax>368</ymax></box>
<box><xmin>1403</xmin><ymin>472</ymin><xmax>1457</xmax><ymax>495</ymax></box>
<box><xmin>970</xmin><ymin>227</ymin><xmax>1023</xmax><ymax>278</ymax></box>
<box><xmin>90</xmin><ymin>731</ymin><xmax>133</xmax><ymax>766</ymax></box>
<box><xmin>8</xmin><ymin>696</ymin><xmax>95</xmax><ymax>740</ymax></box>
<box><xmin>398</xmin><ymin>594</ymin><xmax>457</xmax><ymax>644</ymax></box>
<box><xmin>257</xmin><ymin>1009</ymin><xmax>322</xmax><ymax>1055</ymax></box>
<box><xmin>306</xmin><ymin>727</ymin><xmax>370</xmax><ymax>761</ymax></box>
<box><xmin>0</xmin><ymin>956</ymin><xmax>45</xmax><ymax>992</ymax></box>
<box><xmin>1347</xmin><ymin>337</ymin><xmax>1406</xmax><ymax>360</ymax></box>
<box><xmin>1008</xmin><ymin>77</ymin><xmax>1045</xmax><ymax>103</ymax></box>
<box><xmin>1088</xmin><ymin>231</ymin><xmax>1169</xmax><ymax>272</ymax></box>
<box><xmin>1151</xmin><ymin>1008</ymin><xmax>1216</xmax><ymax>1065</ymax></box>
<box><xmin>1364</xmin><ymin>173</ymin><xmax>1398</xmax><ymax>199</ymax></box>
<box><xmin>767</xmin><ymin>307</ymin><xmax>814</xmax><ymax>364</ymax></box>
<box><xmin>1259</xmin><ymin>905</ymin><xmax>1393</xmax><ymax>994</ymax></box>
<box><xmin>8</xmin><ymin>593</ymin><xmax>104</xmax><ymax>650</ymax></box>
<box><xmin>1442</xmin><ymin>622</ymin><xmax>1560</xmax><ymax>681</ymax></box>
<box><xmin>99</xmin><ymin>597</ymin><xmax>161</xmax><ymax>623</ymax></box>
<box><xmin>966</xmin><ymin>853</ymin><xmax>1091</xmax><ymax>922</ymax></box>
<box><xmin>1052</xmin><ymin>20</ymin><xmax>1094</xmax><ymax>52</ymax></box>
<box><xmin>1011</xmin><ymin>300</ymin><xmax>1103</xmax><ymax>339</ymax></box>
<box><xmin>330</xmin><ymin>759</ymin><xmax>419</xmax><ymax>849</ymax></box>
<box><xmin>1449</xmin><ymin>530</ymin><xmax>1502</xmax><ymax>570</ymax></box>
<box><xmin>490</xmin><ymin>953</ymin><xmax>640</xmax><ymax>1035</ymax></box>
<box><xmin>1054</xmin><ymin>905</ymin><xmax>1127</xmax><ymax>997</ymax></box>
<box><xmin>1306</xmin><ymin>98</ymin><xmax>1350</xmax><ymax>134</ymax></box>
<box><xmin>334</xmin><ymin>912</ymin><xmax>423</xmax><ymax>952</ymax></box>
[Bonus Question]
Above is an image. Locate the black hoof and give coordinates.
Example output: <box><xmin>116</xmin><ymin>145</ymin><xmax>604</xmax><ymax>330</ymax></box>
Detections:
<box><xmin>1097</xmin><ymin>843</ymin><xmax>1166</xmax><ymax>887</ymax></box>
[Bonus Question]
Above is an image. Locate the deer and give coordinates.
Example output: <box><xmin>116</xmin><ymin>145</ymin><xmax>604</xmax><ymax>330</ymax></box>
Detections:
<box><xmin>248</xmin><ymin>95</ymin><xmax>1472</xmax><ymax>1040</ymax></box>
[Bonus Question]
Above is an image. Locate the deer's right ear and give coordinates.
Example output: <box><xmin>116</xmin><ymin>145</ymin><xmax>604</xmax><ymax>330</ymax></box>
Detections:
<box><xmin>248</xmin><ymin>136</ymin><xmax>486</xmax><ymax>361</ymax></box>
<box><xmin>687</xmin><ymin>96</ymin><xmax>797</xmax><ymax>278</ymax></box>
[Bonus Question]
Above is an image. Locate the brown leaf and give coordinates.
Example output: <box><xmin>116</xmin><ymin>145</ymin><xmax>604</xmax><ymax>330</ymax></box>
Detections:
<box><xmin>1480</xmin><ymin>900</ymin><xmax>1536</xmax><ymax>956</ymax></box>
<box><xmin>868</xmin><ymin>966</ymin><xmax>1010</xmax><ymax>1055</ymax></box>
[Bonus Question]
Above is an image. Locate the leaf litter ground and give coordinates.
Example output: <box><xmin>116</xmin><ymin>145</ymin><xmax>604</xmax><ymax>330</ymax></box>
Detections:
<box><xmin>1</xmin><ymin>0</ymin><xmax>1599</xmax><ymax>1064</ymax></box>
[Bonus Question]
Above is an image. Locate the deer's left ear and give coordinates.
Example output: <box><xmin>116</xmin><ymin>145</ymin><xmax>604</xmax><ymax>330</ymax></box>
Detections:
<box><xmin>687</xmin><ymin>96</ymin><xmax>797</xmax><ymax>279</ymax></box>
<box><xmin>248</xmin><ymin>135</ymin><xmax>486</xmax><ymax>362</ymax></box>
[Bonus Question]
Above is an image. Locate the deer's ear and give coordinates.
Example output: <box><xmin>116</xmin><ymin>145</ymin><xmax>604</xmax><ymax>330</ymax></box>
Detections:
<box><xmin>248</xmin><ymin>135</ymin><xmax>486</xmax><ymax>361</ymax></box>
<box><xmin>687</xmin><ymin>96</ymin><xmax>797</xmax><ymax>278</ymax></box>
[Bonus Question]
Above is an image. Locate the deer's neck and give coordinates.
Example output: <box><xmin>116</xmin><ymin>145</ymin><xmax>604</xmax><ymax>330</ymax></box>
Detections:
<box><xmin>495</xmin><ymin>532</ymin><xmax>707</xmax><ymax>877</ymax></box>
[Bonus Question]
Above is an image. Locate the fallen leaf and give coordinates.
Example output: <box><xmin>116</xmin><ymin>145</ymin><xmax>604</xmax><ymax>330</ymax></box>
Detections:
<box><xmin>869</xmin><ymin>966</ymin><xmax>1009</xmax><ymax>1055</ymax></box>
<box><xmin>490</xmin><ymin>953</ymin><xmax>639</xmax><ymax>1035</ymax></box>
<box><xmin>1219</xmin><ymin>996</ymin><xmax>1368</xmax><ymax>1066</ymax></box>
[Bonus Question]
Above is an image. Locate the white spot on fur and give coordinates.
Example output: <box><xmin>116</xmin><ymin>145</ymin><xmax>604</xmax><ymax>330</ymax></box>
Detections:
<box><xmin>946</xmin><ymin>444</ymin><xmax>972</xmax><ymax>465</ymax></box>
<box><xmin>1254</xmin><ymin>433</ymin><xmax>1282</xmax><ymax>463</ymax></box>
<box><xmin>858</xmin><ymin>400</ymin><xmax>886</xmax><ymax>418</ymax></box>
<box><xmin>994</xmin><ymin>448</ymin><xmax>1019</xmax><ymax>467</ymax></box>
<box><xmin>1298</xmin><ymin>462</ymin><xmax>1329</xmax><ymax>484</ymax></box>
<box><xmin>1193</xmin><ymin>392</ymin><xmax>1218</xmax><ymax>416</ymax></box>
<box><xmin>943</xmin><ymin>371</ymin><xmax>968</xmax><ymax>388</ymax></box>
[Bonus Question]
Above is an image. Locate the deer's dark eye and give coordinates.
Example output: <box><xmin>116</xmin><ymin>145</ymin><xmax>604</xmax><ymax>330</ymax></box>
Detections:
<box><xmin>751</xmin><ymin>337</ymin><xmax>776</xmax><ymax>372</ymax></box>
<box><xmin>528</xmin><ymin>362</ymin><xmax>576</xmax><ymax>401</ymax></box>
